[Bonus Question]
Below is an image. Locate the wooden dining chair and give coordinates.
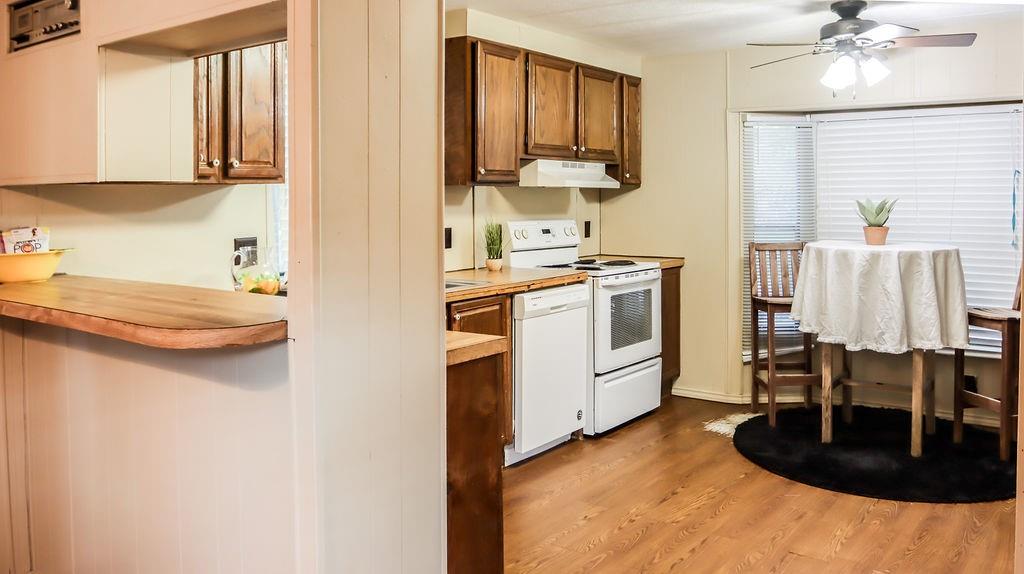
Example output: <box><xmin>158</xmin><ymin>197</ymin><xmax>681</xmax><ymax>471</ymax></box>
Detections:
<box><xmin>953</xmin><ymin>268</ymin><xmax>1022</xmax><ymax>461</ymax></box>
<box><xmin>748</xmin><ymin>242</ymin><xmax>817</xmax><ymax>427</ymax></box>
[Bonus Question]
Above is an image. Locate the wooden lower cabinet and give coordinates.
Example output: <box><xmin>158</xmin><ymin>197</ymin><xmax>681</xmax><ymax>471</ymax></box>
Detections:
<box><xmin>448</xmin><ymin>295</ymin><xmax>513</xmax><ymax>444</ymax></box>
<box><xmin>447</xmin><ymin>349</ymin><xmax>505</xmax><ymax>574</ymax></box>
<box><xmin>661</xmin><ymin>267</ymin><xmax>681</xmax><ymax>396</ymax></box>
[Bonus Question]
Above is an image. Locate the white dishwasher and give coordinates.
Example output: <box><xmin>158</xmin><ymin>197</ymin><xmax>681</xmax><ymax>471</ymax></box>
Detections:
<box><xmin>506</xmin><ymin>283</ymin><xmax>589</xmax><ymax>466</ymax></box>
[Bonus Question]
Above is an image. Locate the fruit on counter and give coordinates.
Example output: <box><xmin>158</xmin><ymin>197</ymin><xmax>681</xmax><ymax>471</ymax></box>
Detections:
<box><xmin>238</xmin><ymin>269</ymin><xmax>281</xmax><ymax>295</ymax></box>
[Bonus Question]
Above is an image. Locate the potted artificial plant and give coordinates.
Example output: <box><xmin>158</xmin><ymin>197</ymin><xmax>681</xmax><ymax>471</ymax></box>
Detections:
<box><xmin>857</xmin><ymin>198</ymin><xmax>898</xmax><ymax>246</ymax></box>
<box><xmin>483</xmin><ymin>221</ymin><xmax>505</xmax><ymax>271</ymax></box>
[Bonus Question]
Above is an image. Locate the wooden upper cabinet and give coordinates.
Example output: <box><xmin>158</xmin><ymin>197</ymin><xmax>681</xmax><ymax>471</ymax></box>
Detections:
<box><xmin>621</xmin><ymin>75</ymin><xmax>641</xmax><ymax>184</ymax></box>
<box><xmin>577</xmin><ymin>66</ymin><xmax>619</xmax><ymax>163</ymax></box>
<box><xmin>224</xmin><ymin>42</ymin><xmax>286</xmax><ymax>181</ymax></box>
<box><xmin>474</xmin><ymin>41</ymin><xmax>521</xmax><ymax>184</ymax></box>
<box><xmin>194</xmin><ymin>54</ymin><xmax>224</xmax><ymax>181</ymax></box>
<box><xmin>526</xmin><ymin>53</ymin><xmax>577</xmax><ymax>159</ymax></box>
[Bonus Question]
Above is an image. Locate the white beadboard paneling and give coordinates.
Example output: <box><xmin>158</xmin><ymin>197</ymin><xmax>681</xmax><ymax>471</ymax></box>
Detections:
<box><xmin>0</xmin><ymin>322</ymin><xmax>294</xmax><ymax>573</ymax></box>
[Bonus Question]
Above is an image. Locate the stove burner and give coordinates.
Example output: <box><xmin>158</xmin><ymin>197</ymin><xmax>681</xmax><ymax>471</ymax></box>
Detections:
<box><xmin>541</xmin><ymin>263</ymin><xmax>572</xmax><ymax>269</ymax></box>
<box><xmin>603</xmin><ymin>259</ymin><xmax>637</xmax><ymax>266</ymax></box>
<box><xmin>574</xmin><ymin>259</ymin><xmax>597</xmax><ymax>265</ymax></box>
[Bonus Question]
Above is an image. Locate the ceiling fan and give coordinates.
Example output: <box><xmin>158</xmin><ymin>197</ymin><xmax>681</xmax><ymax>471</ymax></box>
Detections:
<box><xmin>748</xmin><ymin>0</ymin><xmax>978</xmax><ymax>90</ymax></box>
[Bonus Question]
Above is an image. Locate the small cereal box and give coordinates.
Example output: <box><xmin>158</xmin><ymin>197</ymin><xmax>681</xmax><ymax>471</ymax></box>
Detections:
<box><xmin>1</xmin><ymin>227</ymin><xmax>50</xmax><ymax>254</ymax></box>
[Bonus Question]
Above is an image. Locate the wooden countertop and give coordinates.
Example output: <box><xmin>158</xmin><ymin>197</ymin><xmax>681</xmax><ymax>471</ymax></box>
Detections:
<box><xmin>445</xmin><ymin>267</ymin><xmax>588</xmax><ymax>303</ymax></box>
<box><xmin>446</xmin><ymin>331</ymin><xmax>507</xmax><ymax>366</ymax></box>
<box><xmin>584</xmin><ymin>254</ymin><xmax>686</xmax><ymax>270</ymax></box>
<box><xmin>0</xmin><ymin>275</ymin><xmax>287</xmax><ymax>350</ymax></box>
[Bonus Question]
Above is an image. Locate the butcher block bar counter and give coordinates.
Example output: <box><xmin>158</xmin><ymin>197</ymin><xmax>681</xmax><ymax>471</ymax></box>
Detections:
<box><xmin>445</xmin><ymin>267</ymin><xmax>588</xmax><ymax>302</ymax></box>
<box><xmin>0</xmin><ymin>275</ymin><xmax>287</xmax><ymax>349</ymax></box>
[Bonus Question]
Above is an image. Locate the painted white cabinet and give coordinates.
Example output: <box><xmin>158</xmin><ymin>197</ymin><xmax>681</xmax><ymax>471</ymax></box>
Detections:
<box><xmin>0</xmin><ymin>0</ymin><xmax>283</xmax><ymax>186</ymax></box>
<box><xmin>99</xmin><ymin>48</ymin><xmax>195</xmax><ymax>182</ymax></box>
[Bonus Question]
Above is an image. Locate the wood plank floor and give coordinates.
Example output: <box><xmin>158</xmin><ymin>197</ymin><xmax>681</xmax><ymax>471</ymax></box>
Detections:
<box><xmin>503</xmin><ymin>397</ymin><xmax>1015</xmax><ymax>573</ymax></box>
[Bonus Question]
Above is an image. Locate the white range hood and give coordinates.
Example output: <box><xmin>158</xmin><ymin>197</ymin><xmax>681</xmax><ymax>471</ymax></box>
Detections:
<box><xmin>519</xmin><ymin>159</ymin><xmax>620</xmax><ymax>189</ymax></box>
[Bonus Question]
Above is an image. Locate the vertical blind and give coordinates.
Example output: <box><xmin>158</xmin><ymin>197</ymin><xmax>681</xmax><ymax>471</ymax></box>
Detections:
<box><xmin>741</xmin><ymin>117</ymin><xmax>817</xmax><ymax>357</ymax></box>
<box><xmin>815</xmin><ymin>104</ymin><xmax>1023</xmax><ymax>349</ymax></box>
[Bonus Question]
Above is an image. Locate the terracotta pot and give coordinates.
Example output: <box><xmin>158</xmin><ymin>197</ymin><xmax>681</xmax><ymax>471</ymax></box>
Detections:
<box><xmin>863</xmin><ymin>226</ymin><xmax>890</xmax><ymax>246</ymax></box>
<box><xmin>485</xmin><ymin>258</ymin><xmax>503</xmax><ymax>272</ymax></box>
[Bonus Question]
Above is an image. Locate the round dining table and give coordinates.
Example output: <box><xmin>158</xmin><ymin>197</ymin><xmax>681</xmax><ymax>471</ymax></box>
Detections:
<box><xmin>791</xmin><ymin>240</ymin><xmax>970</xmax><ymax>457</ymax></box>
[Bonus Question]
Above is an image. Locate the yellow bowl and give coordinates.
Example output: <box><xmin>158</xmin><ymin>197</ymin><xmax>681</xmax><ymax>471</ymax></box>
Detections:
<box><xmin>0</xmin><ymin>249</ymin><xmax>71</xmax><ymax>283</ymax></box>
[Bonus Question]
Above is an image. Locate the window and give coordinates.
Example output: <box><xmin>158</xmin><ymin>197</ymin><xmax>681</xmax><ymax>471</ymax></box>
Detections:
<box><xmin>741</xmin><ymin>116</ymin><xmax>817</xmax><ymax>358</ymax></box>
<box><xmin>815</xmin><ymin>104</ymin><xmax>1023</xmax><ymax>350</ymax></box>
<box><xmin>268</xmin><ymin>48</ymin><xmax>289</xmax><ymax>281</ymax></box>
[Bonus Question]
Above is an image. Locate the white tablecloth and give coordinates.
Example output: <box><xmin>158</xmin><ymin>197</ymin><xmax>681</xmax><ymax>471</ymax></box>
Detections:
<box><xmin>791</xmin><ymin>240</ymin><xmax>969</xmax><ymax>354</ymax></box>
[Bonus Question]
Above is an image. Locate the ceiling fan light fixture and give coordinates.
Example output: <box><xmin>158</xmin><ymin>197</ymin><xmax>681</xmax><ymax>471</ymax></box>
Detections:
<box><xmin>860</xmin><ymin>56</ymin><xmax>890</xmax><ymax>87</ymax></box>
<box><xmin>820</xmin><ymin>55</ymin><xmax>856</xmax><ymax>90</ymax></box>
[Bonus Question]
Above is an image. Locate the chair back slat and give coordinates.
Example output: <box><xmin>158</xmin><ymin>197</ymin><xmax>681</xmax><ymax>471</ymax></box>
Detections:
<box><xmin>770</xmin><ymin>251</ymin><xmax>782</xmax><ymax>298</ymax></box>
<box><xmin>748</xmin><ymin>242</ymin><xmax>807</xmax><ymax>299</ymax></box>
<box><xmin>780</xmin><ymin>250</ymin><xmax>793</xmax><ymax>297</ymax></box>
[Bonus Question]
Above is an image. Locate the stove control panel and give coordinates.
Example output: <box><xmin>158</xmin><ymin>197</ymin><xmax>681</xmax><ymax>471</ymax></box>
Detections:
<box><xmin>508</xmin><ymin>219</ymin><xmax>580</xmax><ymax>252</ymax></box>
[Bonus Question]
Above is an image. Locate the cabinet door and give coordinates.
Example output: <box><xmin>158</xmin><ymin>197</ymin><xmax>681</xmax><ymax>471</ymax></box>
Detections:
<box><xmin>577</xmin><ymin>66</ymin><xmax>619</xmax><ymax>162</ymax></box>
<box><xmin>474</xmin><ymin>41</ymin><xmax>521</xmax><ymax>184</ymax></box>
<box><xmin>194</xmin><ymin>54</ymin><xmax>224</xmax><ymax>181</ymax></box>
<box><xmin>660</xmin><ymin>267</ymin><xmax>681</xmax><ymax>396</ymax></box>
<box><xmin>448</xmin><ymin>296</ymin><xmax>513</xmax><ymax>444</ymax></box>
<box><xmin>621</xmin><ymin>75</ymin><xmax>641</xmax><ymax>184</ymax></box>
<box><xmin>225</xmin><ymin>42</ymin><xmax>285</xmax><ymax>181</ymax></box>
<box><xmin>447</xmin><ymin>353</ymin><xmax>504</xmax><ymax>574</ymax></box>
<box><xmin>526</xmin><ymin>53</ymin><xmax>577</xmax><ymax>159</ymax></box>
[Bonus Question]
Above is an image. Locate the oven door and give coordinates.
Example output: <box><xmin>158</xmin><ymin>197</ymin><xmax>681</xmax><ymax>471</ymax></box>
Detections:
<box><xmin>593</xmin><ymin>270</ymin><xmax>662</xmax><ymax>374</ymax></box>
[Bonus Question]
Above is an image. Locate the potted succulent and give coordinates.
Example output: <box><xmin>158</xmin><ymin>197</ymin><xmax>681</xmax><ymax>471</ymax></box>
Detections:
<box><xmin>856</xmin><ymin>198</ymin><xmax>898</xmax><ymax>246</ymax></box>
<box><xmin>483</xmin><ymin>221</ymin><xmax>505</xmax><ymax>271</ymax></box>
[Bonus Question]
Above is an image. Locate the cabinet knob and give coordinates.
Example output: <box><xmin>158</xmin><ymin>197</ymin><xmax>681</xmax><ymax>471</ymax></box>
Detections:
<box><xmin>211</xmin><ymin>158</ymin><xmax>221</xmax><ymax>167</ymax></box>
<box><xmin>231</xmin><ymin>159</ymin><xmax>240</xmax><ymax>168</ymax></box>
<box><xmin>571</xmin><ymin>145</ymin><xmax>577</xmax><ymax>151</ymax></box>
<box><xmin>581</xmin><ymin>146</ymin><xmax>586</xmax><ymax>152</ymax></box>
<box><xmin>625</xmin><ymin>172</ymin><xmax>630</xmax><ymax>178</ymax></box>
<box><xmin>454</xmin><ymin>313</ymin><xmax>461</xmax><ymax>321</ymax></box>
<box><xmin>478</xmin><ymin>167</ymin><xmax>486</xmax><ymax>175</ymax></box>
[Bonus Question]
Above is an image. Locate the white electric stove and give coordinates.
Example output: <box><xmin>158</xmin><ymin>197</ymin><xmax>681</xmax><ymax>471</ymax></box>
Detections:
<box><xmin>507</xmin><ymin>220</ymin><xmax>663</xmax><ymax>437</ymax></box>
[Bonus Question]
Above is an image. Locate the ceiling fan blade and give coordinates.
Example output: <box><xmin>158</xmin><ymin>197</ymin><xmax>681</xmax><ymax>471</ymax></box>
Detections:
<box><xmin>887</xmin><ymin>33</ymin><xmax>978</xmax><ymax>48</ymax></box>
<box><xmin>747</xmin><ymin>42</ymin><xmax>820</xmax><ymax>47</ymax></box>
<box><xmin>750</xmin><ymin>51</ymin><xmax>819</xmax><ymax>70</ymax></box>
<box><xmin>855</xmin><ymin>23</ymin><xmax>919</xmax><ymax>44</ymax></box>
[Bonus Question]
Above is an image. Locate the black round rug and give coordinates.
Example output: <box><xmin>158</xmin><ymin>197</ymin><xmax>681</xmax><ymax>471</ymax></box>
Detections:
<box><xmin>733</xmin><ymin>405</ymin><xmax>1016</xmax><ymax>503</ymax></box>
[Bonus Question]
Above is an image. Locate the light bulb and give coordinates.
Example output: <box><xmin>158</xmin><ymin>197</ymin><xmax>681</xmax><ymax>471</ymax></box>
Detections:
<box><xmin>860</xmin><ymin>56</ymin><xmax>891</xmax><ymax>87</ymax></box>
<box><xmin>820</xmin><ymin>55</ymin><xmax>857</xmax><ymax>90</ymax></box>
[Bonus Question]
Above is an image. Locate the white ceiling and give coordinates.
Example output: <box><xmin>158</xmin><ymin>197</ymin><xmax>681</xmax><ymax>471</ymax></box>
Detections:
<box><xmin>445</xmin><ymin>0</ymin><xmax>1024</xmax><ymax>55</ymax></box>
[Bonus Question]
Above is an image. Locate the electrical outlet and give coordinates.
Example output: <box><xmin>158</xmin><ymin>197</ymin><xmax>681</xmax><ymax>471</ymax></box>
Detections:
<box><xmin>584</xmin><ymin>221</ymin><xmax>592</xmax><ymax>238</ymax></box>
<box><xmin>234</xmin><ymin>236</ymin><xmax>257</xmax><ymax>251</ymax></box>
<box><xmin>444</xmin><ymin>227</ymin><xmax>452</xmax><ymax>249</ymax></box>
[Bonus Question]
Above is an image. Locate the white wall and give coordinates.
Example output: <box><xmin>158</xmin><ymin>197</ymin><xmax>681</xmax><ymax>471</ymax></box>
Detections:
<box><xmin>0</xmin><ymin>184</ymin><xmax>271</xmax><ymax>291</ymax></box>
<box><xmin>445</xmin><ymin>8</ymin><xmax>642</xmax><ymax>76</ymax></box>
<box><xmin>444</xmin><ymin>186</ymin><xmax>601</xmax><ymax>271</ymax></box>
<box><xmin>729</xmin><ymin>16</ymin><xmax>1023</xmax><ymax>112</ymax></box>
<box><xmin>601</xmin><ymin>13</ymin><xmax>1024</xmax><ymax>409</ymax></box>
<box><xmin>602</xmin><ymin>50</ymin><xmax>733</xmax><ymax>398</ymax></box>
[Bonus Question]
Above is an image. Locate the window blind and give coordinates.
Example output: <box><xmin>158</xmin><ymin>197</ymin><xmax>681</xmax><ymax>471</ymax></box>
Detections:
<box><xmin>815</xmin><ymin>104</ymin><xmax>1024</xmax><ymax>350</ymax></box>
<box><xmin>741</xmin><ymin>117</ymin><xmax>817</xmax><ymax>358</ymax></box>
<box><xmin>268</xmin><ymin>46</ymin><xmax>289</xmax><ymax>280</ymax></box>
